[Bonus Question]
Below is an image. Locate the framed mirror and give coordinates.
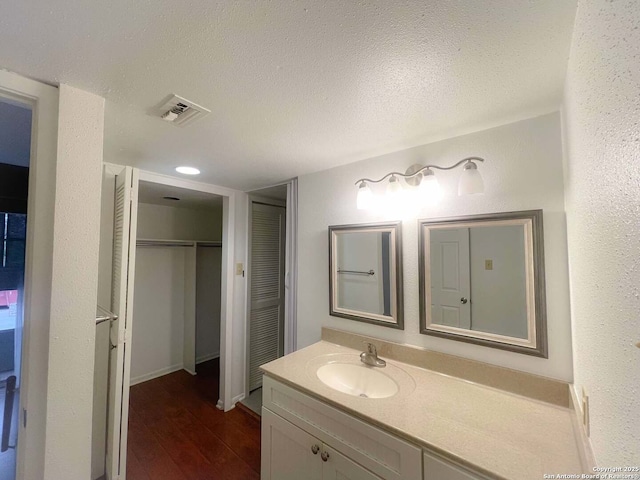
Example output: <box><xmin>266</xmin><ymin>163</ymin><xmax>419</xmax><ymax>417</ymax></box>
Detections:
<box><xmin>419</xmin><ymin>210</ymin><xmax>547</xmax><ymax>357</ymax></box>
<box><xmin>329</xmin><ymin>222</ymin><xmax>403</xmax><ymax>329</ymax></box>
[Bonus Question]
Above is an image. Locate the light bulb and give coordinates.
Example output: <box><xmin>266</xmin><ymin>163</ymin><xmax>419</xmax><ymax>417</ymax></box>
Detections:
<box><xmin>356</xmin><ymin>181</ymin><xmax>374</xmax><ymax>210</ymax></box>
<box><xmin>418</xmin><ymin>169</ymin><xmax>443</xmax><ymax>204</ymax></box>
<box><xmin>386</xmin><ymin>175</ymin><xmax>403</xmax><ymax>198</ymax></box>
<box><xmin>458</xmin><ymin>161</ymin><xmax>484</xmax><ymax>195</ymax></box>
<box><xmin>379</xmin><ymin>175</ymin><xmax>406</xmax><ymax>216</ymax></box>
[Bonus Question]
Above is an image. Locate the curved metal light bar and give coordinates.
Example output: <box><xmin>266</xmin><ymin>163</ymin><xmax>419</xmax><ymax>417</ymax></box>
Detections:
<box><xmin>354</xmin><ymin>157</ymin><xmax>485</xmax><ymax>185</ymax></box>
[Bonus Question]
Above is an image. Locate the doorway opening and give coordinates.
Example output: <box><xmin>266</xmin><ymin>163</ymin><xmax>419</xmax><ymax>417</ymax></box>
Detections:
<box><xmin>92</xmin><ymin>168</ymin><xmax>247</xmax><ymax>480</ymax></box>
<box><xmin>0</xmin><ymin>97</ymin><xmax>31</xmax><ymax>480</ymax></box>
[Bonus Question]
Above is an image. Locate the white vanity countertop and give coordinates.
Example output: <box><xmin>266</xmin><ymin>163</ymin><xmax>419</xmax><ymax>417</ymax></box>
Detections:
<box><xmin>260</xmin><ymin>341</ymin><xmax>584</xmax><ymax>480</ymax></box>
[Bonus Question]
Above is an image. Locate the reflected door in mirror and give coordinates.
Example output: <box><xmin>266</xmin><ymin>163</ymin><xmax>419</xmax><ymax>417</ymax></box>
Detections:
<box><xmin>430</xmin><ymin>228</ymin><xmax>471</xmax><ymax>329</ymax></box>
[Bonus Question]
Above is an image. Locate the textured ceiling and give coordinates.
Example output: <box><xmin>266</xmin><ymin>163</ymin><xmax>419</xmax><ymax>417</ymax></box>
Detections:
<box><xmin>0</xmin><ymin>1</ymin><xmax>576</xmax><ymax>190</ymax></box>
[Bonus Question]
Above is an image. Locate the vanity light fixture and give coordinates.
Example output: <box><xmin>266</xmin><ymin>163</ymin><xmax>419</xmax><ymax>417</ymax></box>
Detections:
<box><xmin>355</xmin><ymin>157</ymin><xmax>485</xmax><ymax>210</ymax></box>
<box><xmin>175</xmin><ymin>166</ymin><xmax>201</xmax><ymax>175</ymax></box>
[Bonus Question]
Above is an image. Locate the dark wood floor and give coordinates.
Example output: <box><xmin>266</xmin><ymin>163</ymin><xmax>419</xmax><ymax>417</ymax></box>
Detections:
<box><xmin>127</xmin><ymin>359</ymin><xmax>261</xmax><ymax>480</ymax></box>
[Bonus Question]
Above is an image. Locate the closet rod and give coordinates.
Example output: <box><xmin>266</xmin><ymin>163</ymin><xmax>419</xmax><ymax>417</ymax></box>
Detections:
<box><xmin>136</xmin><ymin>239</ymin><xmax>223</xmax><ymax>248</ymax></box>
<box><xmin>136</xmin><ymin>239</ymin><xmax>195</xmax><ymax>248</ymax></box>
<box><xmin>96</xmin><ymin>305</ymin><xmax>118</xmax><ymax>325</ymax></box>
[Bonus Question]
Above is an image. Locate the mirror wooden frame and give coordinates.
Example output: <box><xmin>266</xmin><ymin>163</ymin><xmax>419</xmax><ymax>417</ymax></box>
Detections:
<box><xmin>329</xmin><ymin>222</ymin><xmax>404</xmax><ymax>329</ymax></box>
<box><xmin>418</xmin><ymin>210</ymin><xmax>547</xmax><ymax>357</ymax></box>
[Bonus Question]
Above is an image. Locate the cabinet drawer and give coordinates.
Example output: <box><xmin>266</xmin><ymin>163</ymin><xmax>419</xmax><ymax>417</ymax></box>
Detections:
<box><xmin>423</xmin><ymin>451</ymin><xmax>485</xmax><ymax>480</ymax></box>
<box><xmin>262</xmin><ymin>376</ymin><xmax>422</xmax><ymax>480</ymax></box>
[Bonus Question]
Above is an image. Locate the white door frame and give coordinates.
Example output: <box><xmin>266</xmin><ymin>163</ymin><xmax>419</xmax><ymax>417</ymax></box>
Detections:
<box><xmin>137</xmin><ymin>170</ymin><xmax>238</xmax><ymax>411</ymax></box>
<box><xmin>284</xmin><ymin>179</ymin><xmax>298</xmax><ymax>355</ymax></box>
<box><xmin>0</xmin><ymin>70</ymin><xmax>59</xmax><ymax>480</ymax></box>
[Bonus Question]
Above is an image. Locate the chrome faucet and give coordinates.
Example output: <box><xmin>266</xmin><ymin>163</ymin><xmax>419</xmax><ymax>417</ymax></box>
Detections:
<box><xmin>360</xmin><ymin>342</ymin><xmax>386</xmax><ymax>367</ymax></box>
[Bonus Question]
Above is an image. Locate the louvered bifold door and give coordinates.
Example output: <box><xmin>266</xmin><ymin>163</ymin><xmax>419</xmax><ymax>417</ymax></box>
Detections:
<box><xmin>107</xmin><ymin>166</ymin><xmax>139</xmax><ymax>480</ymax></box>
<box><xmin>249</xmin><ymin>203</ymin><xmax>286</xmax><ymax>391</ymax></box>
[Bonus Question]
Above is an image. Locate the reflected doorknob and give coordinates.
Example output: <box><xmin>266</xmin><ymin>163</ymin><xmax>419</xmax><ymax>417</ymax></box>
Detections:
<box><xmin>460</xmin><ymin>297</ymin><xmax>468</xmax><ymax>304</ymax></box>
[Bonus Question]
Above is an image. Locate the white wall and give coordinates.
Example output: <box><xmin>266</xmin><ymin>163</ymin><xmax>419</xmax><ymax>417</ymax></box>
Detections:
<box><xmin>562</xmin><ymin>0</ymin><xmax>640</xmax><ymax>464</ymax></box>
<box><xmin>136</xmin><ymin>202</ymin><xmax>222</xmax><ymax>241</ymax></box>
<box><xmin>298</xmin><ymin>113</ymin><xmax>573</xmax><ymax>381</ymax></box>
<box><xmin>44</xmin><ymin>84</ymin><xmax>104</xmax><ymax>480</ymax></box>
<box><xmin>131</xmin><ymin>247</ymin><xmax>186</xmax><ymax>383</ymax></box>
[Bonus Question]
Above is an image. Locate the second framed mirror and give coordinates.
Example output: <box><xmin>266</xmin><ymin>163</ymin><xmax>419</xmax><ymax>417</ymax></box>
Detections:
<box><xmin>419</xmin><ymin>210</ymin><xmax>547</xmax><ymax>357</ymax></box>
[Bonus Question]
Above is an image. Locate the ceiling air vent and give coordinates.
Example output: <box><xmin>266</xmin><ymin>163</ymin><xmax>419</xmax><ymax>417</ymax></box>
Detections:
<box><xmin>154</xmin><ymin>94</ymin><xmax>210</xmax><ymax>127</ymax></box>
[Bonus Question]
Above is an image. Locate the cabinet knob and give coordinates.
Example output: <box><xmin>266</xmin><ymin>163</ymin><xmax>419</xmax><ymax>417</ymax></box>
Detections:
<box><xmin>311</xmin><ymin>444</ymin><xmax>320</xmax><ymax>455</ymax></box>
<box><xmin>321</xmin><ymin>451</ymin><xmax>330</xmax><ymax>462</ymax></box>
<box><xmin>460</xmin><ymin>297</ymin><xmax>468</xmax><ymax>304</ymax></box>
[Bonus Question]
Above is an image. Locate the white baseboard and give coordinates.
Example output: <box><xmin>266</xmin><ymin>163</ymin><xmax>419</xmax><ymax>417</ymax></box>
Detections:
<box><xmin>130</xmin><ymin>355</ymin><xmax>219</xmax><ymax>385</ymax></box>
<box><xmin>130</xmin><ymin>364</ymin><xmax>184</xmax><ymax>386</ymax></box>
<box><xmin>215</xmin><ymin>395</ymin><xmax>244</xmax><ymax>412</ymax></box>
<box><xmin>569</xmin><ymin>384</ymin><xmax>597</xmax><ymax>470</ymax></box>
<box><xmin>196</xmin><ymin>352</ymin><xmax>220</xmax><ymax>364</ymax></box>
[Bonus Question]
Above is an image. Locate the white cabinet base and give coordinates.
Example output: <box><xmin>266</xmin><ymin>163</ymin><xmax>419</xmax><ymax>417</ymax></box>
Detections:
<box><xmin>261</xmin><ymin>376</ymin><xmax>487</xmax><ymax>480</ymax></box>
<box><xmin>262</xmin><ymin>407</ymin><xmax>383</xmax><ymax>480</ymax></box>
<box><xmin>262</xmin><ymin>376</ymin><xmax>421</xmax><ymax>480</ymax></box>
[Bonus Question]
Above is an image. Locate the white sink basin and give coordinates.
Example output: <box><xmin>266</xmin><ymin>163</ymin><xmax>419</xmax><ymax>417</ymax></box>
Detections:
<box><xmin>316</xmin><ymin>363</ymin><xmax>399</xmax><ymax>399</ymax></box>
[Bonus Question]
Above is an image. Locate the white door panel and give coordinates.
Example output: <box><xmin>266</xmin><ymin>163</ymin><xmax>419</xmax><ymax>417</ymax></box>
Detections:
<box><xmin>248</xmin><ymin>203</ymin><xmax>285</xmax><ymax>391</ymax></box>
<box><xmin>106</xmin><ymin>166</ymin><xmax>139</xmax><ymax>480</ymax></box>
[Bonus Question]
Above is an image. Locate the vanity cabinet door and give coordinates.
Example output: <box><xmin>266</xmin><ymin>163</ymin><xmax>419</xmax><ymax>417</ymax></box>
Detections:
<box><xmin>261</xmin><ymin>408</ymin><xmax>322</xmax><ymax>480</ymax></box>
<box><xmin>322</xmin><ymin>444</ymin><xmax>383</xmax><ymax>480</ymax></box>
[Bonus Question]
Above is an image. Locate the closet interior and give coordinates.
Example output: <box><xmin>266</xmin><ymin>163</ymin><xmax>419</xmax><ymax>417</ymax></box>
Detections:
<box><xmin>132</xmin><ymin>181</ymin><xmax>224</xmax><ymax>385</ymax></box>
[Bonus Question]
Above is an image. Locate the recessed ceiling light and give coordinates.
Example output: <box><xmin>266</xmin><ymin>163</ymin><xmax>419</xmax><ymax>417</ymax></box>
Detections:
<box><xmin>176</xmin><ymin>166</ymin><xmax>200</xmax><ymax>175</ymax></box>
